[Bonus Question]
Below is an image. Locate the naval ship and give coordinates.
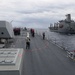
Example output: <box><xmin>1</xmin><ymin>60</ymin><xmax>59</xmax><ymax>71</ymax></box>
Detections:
<box><xmin>1</xmin><ymin>21</ymin><xmax>75</xmax><ymax>75</ymax></box>
<box><xmin>49</xmin><ymin>14</ymin><xmax>75</xmax><ymax>34</ymax></box>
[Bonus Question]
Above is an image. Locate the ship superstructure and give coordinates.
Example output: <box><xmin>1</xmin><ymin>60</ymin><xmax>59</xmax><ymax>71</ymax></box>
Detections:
<box><xmin>49</xmin><ymin>14</ymin><xmax>75</xmax><ymax>34</ymax></box>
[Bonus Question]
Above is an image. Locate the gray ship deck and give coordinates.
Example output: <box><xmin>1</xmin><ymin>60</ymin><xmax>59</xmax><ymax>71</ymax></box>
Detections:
<box><xmin>6</xmin><ymin>31</ymin><xmax>75</xmax><ymax>75</ymax></box>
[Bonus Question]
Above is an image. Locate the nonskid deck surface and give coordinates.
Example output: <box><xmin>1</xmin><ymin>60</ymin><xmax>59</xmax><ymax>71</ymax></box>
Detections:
<box><xmin>6</xmin><ymin>31</ymin><xmax>75</xmax><ymax>75</ymax></box>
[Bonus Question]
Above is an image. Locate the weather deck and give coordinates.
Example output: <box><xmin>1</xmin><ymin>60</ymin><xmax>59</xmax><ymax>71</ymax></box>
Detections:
<box><xmin>5</xmin><ymin>31</ymin><xmax>75</xmax><ymax>75</ymax></box>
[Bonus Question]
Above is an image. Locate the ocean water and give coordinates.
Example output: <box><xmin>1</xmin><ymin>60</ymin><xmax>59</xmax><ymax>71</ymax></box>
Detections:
<box><xmin>35</xmin><ymin>28</ymin><xmax>75</xmax><ymax>51</ymax></box>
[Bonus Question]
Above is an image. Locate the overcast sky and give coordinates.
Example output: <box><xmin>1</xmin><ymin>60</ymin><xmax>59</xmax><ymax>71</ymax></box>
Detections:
<box><xmin>0</xmin><ymin>0</ymin><xmax>75</xmax><ymax>28</ymax></box>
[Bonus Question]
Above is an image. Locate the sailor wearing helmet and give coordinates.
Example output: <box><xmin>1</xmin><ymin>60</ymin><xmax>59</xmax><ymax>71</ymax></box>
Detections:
<box><xmin>26</xmin><ymin>32</ymin><xmax>30</xmax><ymax>49</ymax></box>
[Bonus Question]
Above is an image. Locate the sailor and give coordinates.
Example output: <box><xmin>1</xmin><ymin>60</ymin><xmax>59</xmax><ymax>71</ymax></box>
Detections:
<box><xmin>42</xmin><ymin>32</ymin><xmax>45</xmax><ymax>40</ymax></box>
<box><xmin>30</xmin><ymin>29</ymin><xmax>35</xmax><ymax>37</ymax></box>
<box><xmin>26</xmin><ymin>32</ymin><xmax>30</xmax><ymax>49</ymax></box>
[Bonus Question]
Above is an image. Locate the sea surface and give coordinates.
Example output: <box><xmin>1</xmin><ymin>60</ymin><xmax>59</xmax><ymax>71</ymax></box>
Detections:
<box><xmin>35</xmin><ymin>28</ymin><xmax>75</xmax><ymax>51</ymax></box>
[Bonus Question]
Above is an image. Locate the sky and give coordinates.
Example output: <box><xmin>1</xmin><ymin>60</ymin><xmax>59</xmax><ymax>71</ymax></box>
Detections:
<box><xmin>0</xmin><ymin>0</ymin><xmax>75</xmax><ymax>28</ymax></box>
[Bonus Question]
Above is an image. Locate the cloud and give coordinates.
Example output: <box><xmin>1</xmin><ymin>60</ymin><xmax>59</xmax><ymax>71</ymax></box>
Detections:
<box><xmin>0</xmin><ymin>0</ymin><xmax>75</xmax><ymax>28</ymax></box>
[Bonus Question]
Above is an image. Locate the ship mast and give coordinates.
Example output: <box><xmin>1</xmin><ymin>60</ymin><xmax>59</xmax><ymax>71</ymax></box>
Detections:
<box><xmin>65</xmin><ymin>14</ymin><xmax>71</xmax><ymax>22</ymax></box>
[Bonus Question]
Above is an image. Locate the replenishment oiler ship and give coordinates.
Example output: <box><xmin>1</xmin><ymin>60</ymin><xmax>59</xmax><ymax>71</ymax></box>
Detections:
<box><xmin>49</xmin><ymin>14</ymin><xmax>75</xmax><ymax>34</ymax></box>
